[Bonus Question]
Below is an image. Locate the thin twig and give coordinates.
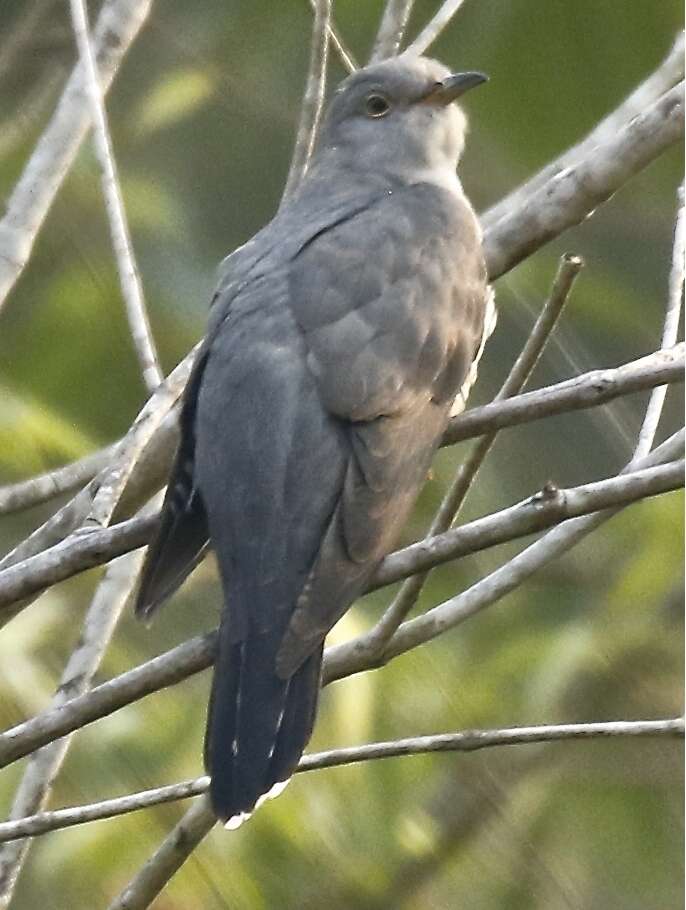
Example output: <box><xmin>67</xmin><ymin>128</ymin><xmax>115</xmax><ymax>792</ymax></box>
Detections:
<box><xmin>484</xmin><ymin>33</ymin><xmax>685</xmax><ymax>231</ymax></box>
<box><xmin>107</xmin><ymin>795</ymin><xmax>217</xmax><ymax>910</ymax></box>
<box><xmin>633</xmin><ymin>183</ymin><xmax>685</xmax><ymax>461</ymax></box>
<box><xmin>281</xmin><ymin>0</ymin><xmax>331</xmax><ymax>203</ymax></box>
<box><xmin>306</xmin><ymin>0</ymin><xmax>356</xmax><ymax>73</ymax></box>
<box><xmin>406</xmin><ymin>0</ymin><xmax>469</xmax><ymax>56</ymax></box>
<box><xmin>0</xmin><ymin>458</ymin><xmax>682</xmax><ymax>770</ymax></box>
<box><xmin>364</xmin><ymin>254</ymin><xmax>583</xmax><ymax>653</ymax></box>
<box><xmin>486</xmin><ymin>82</ymin><xmax>684</xmax><ymax>280</ymax></box>
<box><xmin>0</xmin><ymin>778</ymin><xmax>210</xmax><ymax>844</ymax></box>
<box><xmin>0</xmin><ymin>0</ymin><xmax>154</xmax><ymax>310</ymax></box>
<box><xmin>0</xmin><ymin>550</ymin><xmax>145</xmax><ymax>905</ymax></box>
<box><xmin>370</xmin><ymin>0</ymin><xmax>416</xmax><ymax>62</ymax></box>
<box><xmin>69</xmin><ymin>0</ymin><xmax>162</xmax><ymax>392</ymax></box>
<box><xmin>3</xmin><ymin>719</ymin><xmax>680</xmax><ymax>846</ymax></box>
<box><xmin>0</xmin><ymin>444</ymin><xmax>117</xmax><ymax>517</ymax></box>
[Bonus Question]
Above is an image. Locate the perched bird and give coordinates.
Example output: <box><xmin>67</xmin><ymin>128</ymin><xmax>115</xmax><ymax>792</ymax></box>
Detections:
<box><xmin>135</xmin><ymin>53</ymin><xmax>494</xmax><ymax>827</ymax></box>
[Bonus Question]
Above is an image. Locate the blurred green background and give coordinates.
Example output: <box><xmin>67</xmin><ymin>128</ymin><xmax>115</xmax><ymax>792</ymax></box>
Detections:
<box><xmin>0</xmin><ymin>1</ymin><xmax>683</xmax><ymax>908</ymax></box>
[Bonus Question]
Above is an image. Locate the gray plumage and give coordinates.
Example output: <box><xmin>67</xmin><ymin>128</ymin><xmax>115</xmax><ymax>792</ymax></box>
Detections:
<box><xmin>135</xmin><ymin>53</ymin><xmax>493</xmax><ymax>826</ymax></box>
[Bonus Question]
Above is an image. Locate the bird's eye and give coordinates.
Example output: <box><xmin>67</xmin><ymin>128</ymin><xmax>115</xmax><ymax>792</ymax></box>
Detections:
<box><xmin>365</xmin><ymin>93</ymin><xmax>391</xmax><ymax>118</ymax></box>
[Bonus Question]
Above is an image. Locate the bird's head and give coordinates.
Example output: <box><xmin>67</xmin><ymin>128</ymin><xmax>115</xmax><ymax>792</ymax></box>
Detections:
<box><xmin>314</xmin><ymin>54</ymin><xmax>487</xmax><ymax>184</ymax></box>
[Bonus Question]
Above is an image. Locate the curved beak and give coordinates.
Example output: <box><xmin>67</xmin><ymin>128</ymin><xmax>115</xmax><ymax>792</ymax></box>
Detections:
<box><xmin>428</xmin><ymin>71</ymin><xmax>488</xmax><ymax>105</ymax></box>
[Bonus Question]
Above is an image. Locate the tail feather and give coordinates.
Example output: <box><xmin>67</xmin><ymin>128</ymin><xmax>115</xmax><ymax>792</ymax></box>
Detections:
<box><xmin>267</xmin><ymin>646</ymin><xmax>323</xmax><ymax>786</ymax></box>
<box><xmin>205</xmin><ymin>625</ymin><xmax>322</xmax><ymax>823</ymax></box>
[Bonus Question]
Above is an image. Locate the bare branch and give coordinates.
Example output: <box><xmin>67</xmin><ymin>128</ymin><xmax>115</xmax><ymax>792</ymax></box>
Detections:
<box><xmin>370</xmin><ymin>0</ymin><xmax>415</xmax><ymax>62</ymax></box>
<box><xmin>2</xmin><ymin>719</ymin><xmax>680</xmax><ymax>845</ymax></box>
<box><xmin>406</xmin><ymin>0</ymin><xmax>468</xmax><ymax>56</ymax></box>
<box><xmin>0</xmin><ymin>633</ymin><xmax>216</xmax><ymax>770</ymax></box>
<box><xmin>0</xmin><ymin>458</ymin><xmax>681</xmax><ymax>769</ymax></box>
<box><xmin>485</xmin><ymin>82</ymin><xmax>684</xmax><ymax>280</ymax></box>
<box><xmin>0</xmin><ymin>0</ymin><xmax>154</xmax><ymax>310</ymax></box>
<box><xmin>0</xmin><ymin>445</ymin><xmax>117</xmax><ymax>517</ymax></box>
<box><xmin>108</xmin><ymin>796</ymin><xmax>216</xmax><ymax>910</ymax></box>
<box><xmin>373</xmin><ymin>459</ymin><xmax>684</xmax><ymax>591</ymax></box>
<box><xmin>281</xmin><ymin>0</ymin><xmax>331</xmax><ymax>203</ymax></box>
<box><xmin>0</xmin><ymin>513</ymin><xmax>156</xmax><ymax>613</ymax></box>
<box><xmin>0</xmin><ymin>550</ymin><xmax>144</xmax><ymax>904</ymax></box>
<box><xmin>0</xmin><ymin>778</ymin><xmax>210</xmax><ymax>845</ymax></box>
<box><xmin>69</xmin><ymin>0</ymin><xmax>162</xmax><ymax>392</ymax></box>
<box><xmin>634</xmin><ymin>183</ymin><xmax>685</xmax><ymax>460</ymax></box>
<box><xmin>306</xmin><ymin>0</ymin><xmax>356</xmax><ymax>73</ymax></box>
<box><xmin>484</xmin><ymin>33</ymin><xmax>685</xmax><ymax>231</ymax></box>
<box><xmin>444</xmin><ymin>344</ymin><xmax>684</xmax><ymax>445</ymax></box>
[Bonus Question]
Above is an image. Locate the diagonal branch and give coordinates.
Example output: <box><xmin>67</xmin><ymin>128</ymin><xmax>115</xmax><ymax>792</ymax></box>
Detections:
<box><xmin>406</xmin><ymin>0</ymin><xmax>469</xmax><ymax>56</ymax></box>
<box><xmin>370</xmin><ymin>0</ymin><xmax>416</xmax><ymax>62</ymax></box>
<box><xmin>0</xmin><ymin>349</ymin><xmax>194</xmax><ymax>582</ymax></box>
<box><xmin>372</xmin><ymin>459</ymin><xmax>684</xmax><ymax>590</ymax></box>
<box><xmin>108</xmin><ymin>795</ymin><xmax>216</xmax><ymax>910</ymax></box>
<box><xmin>0</xmin><ymin>444</ymin><xmax>117</xmax><ymax>517</ymax></box>
<box><xmin>0</xmin><ymin>633</ymin><xmax>216</xmax><ymax>770</ymax></box>
<box><xmin>486</xmin><ymin>81</ymin><xmax>684</xmax><ymax>280</ymax></box>
<box><xmin>634</xmin><ymin>182</ymin><xmax>685</xmax><ymax>461</ymax></box>
<box><xmin>0</xmin><ymin>550</ymin><xmax>145</xmax><ymax>905</ymax></box>
<box><xmin>438</xmin><ymin>255</ymin><xmax>582</xmax><ymax>517</ymax></box>
<box><xmin>0</xmin><ymin>0</ymin><xmax>154</xmax><ymax>311</ymax></box>
<box><xmin>69</xmin><ymin>0</ymin><xmax>162</xmax><ymax>392</ymax></box>
<box><xmin>484</xmin><ymin>33</ymin><xmax>685</xmax><ymax>231</ymax></box>
<box><xmin>281</xmin><ymin>0</ymin><xmax>331</xmax><ymax>203</ymax></box>
<box><xmin>444</xmin><ymin>344</ymin><xmax>684</xmax><ymax>445</ymax></box>
<box><xmin>306</xmin><ymin>0</ymin><xmax>357</xmax><ymax>73</ymax></box>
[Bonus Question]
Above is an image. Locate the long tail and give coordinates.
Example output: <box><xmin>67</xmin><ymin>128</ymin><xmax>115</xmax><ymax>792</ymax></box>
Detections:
<box><xmin>204</xmin><ymin>622</ymin><xmax>323</xmax><ymax>825</ymax></box>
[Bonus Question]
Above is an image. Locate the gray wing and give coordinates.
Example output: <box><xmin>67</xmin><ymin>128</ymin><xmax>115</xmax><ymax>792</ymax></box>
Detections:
<box><xmin>134</xmin><ymin>346</ymin><xmax>211</xmax><ymax>618</ymax></box>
